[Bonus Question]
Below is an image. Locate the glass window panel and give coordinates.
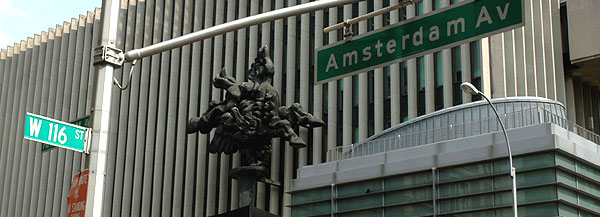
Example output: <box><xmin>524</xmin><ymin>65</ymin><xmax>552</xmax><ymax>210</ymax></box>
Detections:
<box><xmin>520</xmin><ymin>185</ymin><xmax>557</xmax><ymax>203</ymax></box>
<box><xmin>439</xmin><ymin>162</ymin><xmax>492</xmax><ymax>182</ymax></box>
<box><xmin>470</xmin><ymin>40</ymin><xmax>482</xmax><ymax>78</ymax></box>
<box><xmin>385</xmin><ymin>172</ymin><xmax>432</xmax><ymax>190</ymax></box>
<box><xmin>292</xmin><ymin>202</ymin><xmax>331</xmax><ymax>217</ymax></box>
<box><xmin>416</xmin><ymin>1</ymin><xmax>424</xmax><ymax>15</ymax></box>
<box><xmin>496</xmin><ymin>203</ymin><xmax>558</xmax><ymax>217</ymax></box>
<box><xmin>353</xmin><ymin>75</ymin><xmax>358</xmax><ymax>106</ymax></box>
<box><xmin>579</xmin><ymin>195</ymin><xmax>600</xmax><ymax>214</ymax></box>
<box><xmin>433</xmin><ymin>0</ymin><xmax>442</xmax><ymax>10</ymax></box>
<box><xmin>443</xmin><ymin>210</ymin><xmax>494</xmax><ymax>217</ymax></box>
<box><xmin>384</xmin><ymin>202</ymin><xmax>432</xmax><ymax>216</ymax></box>
<box><xmin>578</xmin><ymin>178</ymin><xmax>600</xmax><ymax>197</ymax></box>
<box><xmin>439</xmin><ymin>178</ymin><xmax>493</xmax><ymax>198</ymax></box>
<box><xmin>292</xmin><ymin>187</ymin><xmax>332</xmax><ymax>205</ymax></box>
<box><xmin>558</xmin><ymin>186</ymin><xmax>578</xmax><ymax>205</ymax></box>
<box><xmin>578</xmin><ymin>162</ymin><xmax>600</xmax><ymax>182</ymax></box>
<box><xmin>494</xmin><ymin>169</ymin><xmax>556</xmax><ymax>190</ymax></box>
<box><xmin>384</xmin><ymin>187</ymin><xmax>432</xmax><ymax>205</ymax></box>
<box><xmin>418</xmin><ymin>56</ymin><xmax>425</xmax><ymax>89</ymax></box>
<box><xmin>337</xmin><ymin>194</ymin><xmax>382</xmax><ymax>212</ymax></box>
<box><xmin>385</xmin><ymin>66</ymin><xmax>391</xmax><ymax>98</ymax></box>
<box><xmin>439</xmin><ymin>194</ymin><xmax>494</xmax><ymax>213</ymax></box>
<box><xmin>556</xmin><ymin>169</ymin><xmax>577</xmax><ymax>188</ymax></box>
<box><xmin>495</xmin><ymin>185</ymin><xmax>558</xmax><ymax>206</ymax></box>
<box><xmin>452</xmin><ymin>46</ymin><xmax>462</xmax><ymax>105</ymax></box>
<box><xmin>494</xmin><ymin>191</ymin><xmax>512</xmax><ymax>207</ymax></box>
<box><xmin>558</xmin><ymin>203</ymin><xmax>580</xmax><ymax>217</ymax></box>
<box><xmin>494</xmin><ymin>152</ymin><xmax>555</xmax><ymax>173</ymax></box>
<box><xmin>556</xmin><ymin>154</ymin><xmax>575</xmax><ymax>171</ymax></box>
<box><xmin>434</xmin><ymin>51</ymin><xmax>444</xmax><ymax>86</ymax></box>
<box><xmin>519</xmin><ymin>169</ymin><xmax>556</xmax><ymax>187</ymax></box>
<box><xmin>338</xmin><ymin>179</ymin><xmax>382</xmax><ymax>198</ymax></box>
<box><xmin>339</xmin><ymin>208</ymin><xmax>382</xmax><ymax>217</ymax></box>
<box><xmin>581</xmin><ymin>209</ymin><xmax>598</xmax><ymax>217</ymax></box>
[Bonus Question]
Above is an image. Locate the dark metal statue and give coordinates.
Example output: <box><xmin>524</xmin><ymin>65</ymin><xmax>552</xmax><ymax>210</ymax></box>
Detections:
<box><xmin>187</xmin><ymin>45</ymin><xmax>325</xmax><ymax>169</ymax></box>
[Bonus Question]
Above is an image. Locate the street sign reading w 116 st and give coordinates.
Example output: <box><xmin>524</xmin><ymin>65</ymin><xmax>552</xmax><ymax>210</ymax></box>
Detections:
<box><xmin>315</xmin><ymin>0</ymin><xmax>524</xmax><ymax>84</ymax></box>
<box><xmin>24</xmin><ymin>112</ymin><xmax>91</xmax><ymax>153</ymax></box>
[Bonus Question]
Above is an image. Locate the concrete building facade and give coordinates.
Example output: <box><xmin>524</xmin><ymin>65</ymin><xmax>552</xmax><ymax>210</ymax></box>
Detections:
<box><xmin>0</xmin><ymin>0</ymin><xmax>598</xmax><ymax>216</ymax></box>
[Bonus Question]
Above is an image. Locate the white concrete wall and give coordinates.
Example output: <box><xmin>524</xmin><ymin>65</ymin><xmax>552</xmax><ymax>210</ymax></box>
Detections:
<box><xmin>567</xmin><ymin>0</ymin><xmax>600</xmax><ymax>63</ymax></box>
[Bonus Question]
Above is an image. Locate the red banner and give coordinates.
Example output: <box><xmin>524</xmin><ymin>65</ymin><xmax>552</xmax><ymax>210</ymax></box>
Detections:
<box><xmin>67</xmin><ymin>169</ymin><xmax>89</xmax><ymax>217</ymax></box>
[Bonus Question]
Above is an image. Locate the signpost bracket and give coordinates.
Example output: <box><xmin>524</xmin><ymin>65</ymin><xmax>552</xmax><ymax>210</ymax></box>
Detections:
<box><xmin>343</xmin><ymin>20</ymin><xmax>353</xmax><ymax>41</ymax></box>
<box><xmin>93</xmin><ymin>44</ymin><xmax>124</xmax><ymax>68</ymax></box>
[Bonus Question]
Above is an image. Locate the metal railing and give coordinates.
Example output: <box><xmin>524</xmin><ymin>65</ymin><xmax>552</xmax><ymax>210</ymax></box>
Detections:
<box><xmin>327</xmin><ymin>108</ymin><xmax>600</xmax><ymax>162</ymax></box>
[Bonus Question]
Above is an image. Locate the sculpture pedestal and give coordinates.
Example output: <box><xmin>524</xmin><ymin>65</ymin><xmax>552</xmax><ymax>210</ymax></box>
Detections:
<box><xmin>230</xmin><ymin>165</ymin><xmax>269</xmax><ymax>208</ymax></box>
<box><xmin>210</xmin><ymin>206</ymin><xmax>279</xmax><ymax>217</ymax></box>
<box><xmin>209</xmin><ymin>166</ymin><xmax>279</xmax><ymax>217</ymax></box>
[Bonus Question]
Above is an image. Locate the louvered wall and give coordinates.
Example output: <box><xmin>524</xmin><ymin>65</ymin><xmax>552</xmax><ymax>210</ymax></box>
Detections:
<box><xmin>0</xmin><ymin>0</ymin><xmax>571</xmax><ymax>217</ymax></box>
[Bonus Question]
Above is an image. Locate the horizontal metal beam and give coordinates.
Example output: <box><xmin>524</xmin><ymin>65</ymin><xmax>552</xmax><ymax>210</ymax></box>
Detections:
<box><xmin>124</xmin><ymin>0</ymin><xmax>364</xmax><ymax>62</ymax></box>
<box><xmin>323</xmin><ymin>0</ymin><xmax>422</xmax><ymax>33</ymax></box>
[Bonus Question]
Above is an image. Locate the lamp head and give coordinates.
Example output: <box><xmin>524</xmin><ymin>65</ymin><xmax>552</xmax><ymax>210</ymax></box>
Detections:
<box><xmin>460</xmin><ymin>82</ymin><xmax>480</xmax><ymax>96</ymax></box>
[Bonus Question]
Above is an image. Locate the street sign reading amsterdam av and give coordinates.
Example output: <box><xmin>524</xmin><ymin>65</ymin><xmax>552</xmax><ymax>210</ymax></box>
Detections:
<box><xmin>24</xmin><ymin>112</ymin><xmax>91</xmax><ymax>153</ymax></box>
<box><xmin>315</xmin><ymin>0</ymin><xmax>524</xmax><ymax>84</ymax></box>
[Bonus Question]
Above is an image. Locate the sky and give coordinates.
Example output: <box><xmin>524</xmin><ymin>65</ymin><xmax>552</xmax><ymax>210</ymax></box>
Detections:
<box><xmin>0</xmin><ymin>0</ymin><xmax>101</xmax><ymax>49</ymax></box>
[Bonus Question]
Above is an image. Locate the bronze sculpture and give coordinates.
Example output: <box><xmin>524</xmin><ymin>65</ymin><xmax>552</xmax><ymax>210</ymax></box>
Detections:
<box><xmin>187</xmin><ymin>45</ymin><xmax>325</xmax><ymax>170</ymax></box>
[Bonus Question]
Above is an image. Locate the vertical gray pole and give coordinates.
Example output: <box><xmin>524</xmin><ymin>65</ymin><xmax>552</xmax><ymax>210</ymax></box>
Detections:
<box><xmin>2</xmin><ymin>42</ymin><xmax>22</xmax><ymax>217</ymax></box>
<box><xmin>299</xmin><ymin>0</ymin><xmax>310</xmax><ymax>168</ymax></box>
<box><xmin>231</xmin><ymin>0</ymin><xmax>247</xmax><ymax>210</ymax></box>
<box><xmin>58</xmin><ymin>19</ymin><xmax>79</xmax><ymax>217</ymax></box>
<box><xmin>188</xmin><ymin>0</ymin><xmax>204</xmax><ymax>214</ymax></box>
<box><xmin>270</xmin><ymin>0</ymin><xmax>284</xmax><ymax>212</ymax></box>
<box><xmin>132</xmin><ymin>0</ymin><xmax>154</xmax><ymax>215</ymax></box>
<box><xmin>36</xmin><ymin>28</ymin><xmax>56</xmax><ymax>217</ymax></box>
<box><xmin>342</xmin><ymin>4</ymin><xmax>352</xmax><ymax>151</ymax></box>
<box><xmin>407</xmin><ymin>5</ymin><xmax>417</xmax><ymax>119</ymax></box>
<box><xmin>327</xmin><ymin>0</ymin><xmax>338</xmax><ymax>160</ymax></box>
<box><xmin>424</xmin><ymin>0</ymin><xmax>435</xmax><ymax>114</ymax></box>
<box><xmin>284</xmin><ymin>0</ymin><xmax>298</xmax><ymax>215</ymax></box>
<box><xmin>551</xmin><ymin>0</ymin><xmax>566</xmax><ymax>104</ymax></box>
<box><xmin>0</xmin><ymin>47</ymin><xmax>14</xmax><ymax>217</ymax></box>
<box><xmin>442</xmin><ymin>0</ymin><xmax>453</xmax><ymax>107</ymax></box>
<box><xmin>206</xmin><ymin>0</ymin><xmax>221</xmax><ymax>213</ymax></box>
<box><xmin>173</xmin><ymin>0</ymin><xmax>189</xmax><ymax>214</ymax></box>
<box><xmin>523</xmin><ymin>0</ymin><xmax>536</xmax><ymax>96</ymax></box>
<box><xmin>85</xmin><ymin>0</ymin><xmax>121</xmax><ymax>216</ymax></box>
<box><xmin>182</xmin><ymin>0</ymin><xmax>196</xmax><ymax>214</ymax></box>
<box><xmin>70</xmin><ymin>14</ymin><xmax>87</xmax><ymax>181</ymax></box>
<box><xmin>50</xmin><ymin>22</ymin><xmax>70</xmax><ymax>217</ymax></box>
<box><xmin>119</xmin><ymin>0</ymin><xmax>139</xmax><ymax>215</ymax></box>
<box><xmin>390</xmin><ymin>0</ymin><xmax>401</xmax><ymax>125</ymax></box>
<box><xmin>21</xmin><ymin>34</ymin><xmax>43</xmax><ymax>217</ymax></box>
<box><xmin>312</xmin><ymin>4</ymin><xmax>324</xmax><ymax>165</ymax></box>
<box><xmin>10</xmin><ymin>39</ymin><xmax>30</xmax><ymax>217</ymax></box>
<box><xmin>358</xmin><ymin>0</ymin><xmax>368</xmax><ymax>141</ymax></box>
<box><xmin>374</xmin><ymin>0</ymin><xmax>385</xmax><ymax>130</ymax></box>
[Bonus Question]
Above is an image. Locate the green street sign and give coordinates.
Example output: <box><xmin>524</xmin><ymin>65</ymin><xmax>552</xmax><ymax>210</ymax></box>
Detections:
<box><xmin>315</xmin><ymin>0</ymin><xmax>524</xmax><ymax>84</ymax></box>
<box><xmin>25</xmin><ymin>113</ymin><xmax>91</xmax><ymax>153</ymax></box>
<box><xmin>41</xmin><ymin>115</ymin><xmax>90</xmax><ymax>152</ymax></box>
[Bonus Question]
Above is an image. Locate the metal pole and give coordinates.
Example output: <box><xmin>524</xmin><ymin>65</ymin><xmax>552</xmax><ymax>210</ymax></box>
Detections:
<box><xmin>85</xmin><ymin>0</ymin><xmax>120</xmax><ymax>216</ymax></box>
<box><xmin>123</xmin><ymin>0</ymin><xmax>362</xmax><ymax>62</ymax></box>
<box><xmin>480</xmin><ymin>94</ymin><xmax>518</xmax><ymax>217</ymax></box>
<box><xmin>323</xmin><ymin>0</ymin><xmax>422</xmax><ymax>33</ymax></box>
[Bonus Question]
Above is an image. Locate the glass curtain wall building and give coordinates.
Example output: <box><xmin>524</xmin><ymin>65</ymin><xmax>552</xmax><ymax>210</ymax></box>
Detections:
<box><xmin>0</xmin><ymin>0</ymin><xmax>598</xmax><ymax>217</ymax></box>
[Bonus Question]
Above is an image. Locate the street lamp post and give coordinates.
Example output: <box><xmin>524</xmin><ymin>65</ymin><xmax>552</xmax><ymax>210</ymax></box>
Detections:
<box><xmin>460</xmin><ymin>82</ymin><xmax>518</xmax><ymax>217</ymax></box>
